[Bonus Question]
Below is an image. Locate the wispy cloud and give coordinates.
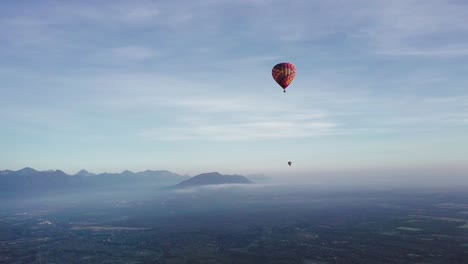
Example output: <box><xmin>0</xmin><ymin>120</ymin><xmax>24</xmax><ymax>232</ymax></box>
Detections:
<box><xmin>374</xmin><ymin>46</ymin><xmax>468</xmax><ymax>57</ymax></box>
<box><xmin>138</xmin><ymin>95</ymin><xmax>337</xmax><ymax>141</ymax></box>
<box><xmin>95</xmin><ymin>46</ymin><xmax>160</xmax><ymax>62</ymax></box>
<box><xmin>141</xmin><ymin>120</ymin><xmax>337</xmax><ymax>141</ymax></box>
<box><xmin>43</xmin><ymin>1</ymin><xmax>163</xmax><ymax>25</ymax></box>
<box><xmin>356</xmin><ymin>0</ymin><xmax>468</xmax><ymax>57</ymax></box>
<box><xmin>3</xmin><ymin>1</ymin><xmax>468</xmax><ymax>59</ymax></box>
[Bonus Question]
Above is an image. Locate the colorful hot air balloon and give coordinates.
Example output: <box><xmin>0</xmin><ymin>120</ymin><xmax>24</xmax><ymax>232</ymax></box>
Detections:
<box><xmin>272</xmin><ymin>62</ymin><xmax>296</xmax><ymax>93</ymax></box>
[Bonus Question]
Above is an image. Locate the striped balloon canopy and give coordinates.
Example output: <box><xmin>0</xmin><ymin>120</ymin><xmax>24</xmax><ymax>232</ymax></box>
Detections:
<box><xmin>272</xmin><ymin>62</ymin><xmax>296</xmax><ymax>93</ymax></box>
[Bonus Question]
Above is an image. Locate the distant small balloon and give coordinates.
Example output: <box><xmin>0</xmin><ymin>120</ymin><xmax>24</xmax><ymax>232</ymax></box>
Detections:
<box><xmin>272</xmin><ymin>62</ymin><xmax>296</xmax><ymax>93</ymax></box>
<box><xmin>288</xmin><ymin>161</ymin><xmax>292</xmax><ymax>167</ymax></box>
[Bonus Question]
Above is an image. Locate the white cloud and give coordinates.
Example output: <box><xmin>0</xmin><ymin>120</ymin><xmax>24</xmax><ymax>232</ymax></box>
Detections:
<box><xmin>138</xmin><ymin>95</ymin><xmax>337</xmax><ymax>141</ymax></box>
<box><xmin>141</xmin><ymin>120</ymin><xmax>337</xmax><ymax>141</ymax></box>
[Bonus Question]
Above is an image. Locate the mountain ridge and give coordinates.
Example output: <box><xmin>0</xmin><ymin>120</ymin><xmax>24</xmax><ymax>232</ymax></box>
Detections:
<box><xmin>0</xmin><ymin>168</ymin><xmax>256</xmax><ymax>196</ymax></box>
<box><xmin>0</xmin><ymin>167</ymin><xmax>189</xmax><ymax>197</ymax></box>
<box><xmin>176</xmin><ymin>172</ymin><xmax>254</xmax><ymax>188</ymax></box>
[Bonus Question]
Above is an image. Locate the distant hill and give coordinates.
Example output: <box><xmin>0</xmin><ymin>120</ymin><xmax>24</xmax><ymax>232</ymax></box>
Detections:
<box><xmin>75</xmin><ymin>169</ymin><xmax>96</xmax><ymax>177</ymax></box>
<box><xmin>0</xmin><ymin>167</ymin><xmax>188</xmax><ymax>197</ymax></box>
<box><xmin>176</xmin><ymin>172</ymin><xmax>253</xmax><ymax>188</ymax></box>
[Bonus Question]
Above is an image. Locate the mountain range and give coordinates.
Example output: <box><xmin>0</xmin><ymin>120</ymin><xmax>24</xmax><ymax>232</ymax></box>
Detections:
<box><xmin>0</xmin><ymin>167</ymin><xmax>187</xmax><ymax>197</ymax></box>
<box><xmin>0</xmin><ymin>168</ymin><xmax>255</xmax><ymax>197</ymax></box>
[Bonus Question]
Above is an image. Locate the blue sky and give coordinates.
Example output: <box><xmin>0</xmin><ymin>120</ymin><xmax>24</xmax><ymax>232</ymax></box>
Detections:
<box><xmin>1</xmin><ymin>0</ymin><xmax>467</xmax><ymax>177</ymax></box>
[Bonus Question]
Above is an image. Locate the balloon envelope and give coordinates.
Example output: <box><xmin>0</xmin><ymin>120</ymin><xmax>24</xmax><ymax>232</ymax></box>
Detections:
<box><xmin>272</xmin><ymin>62</ymin><xmax>296</xmax><ymax>91</ymax></box>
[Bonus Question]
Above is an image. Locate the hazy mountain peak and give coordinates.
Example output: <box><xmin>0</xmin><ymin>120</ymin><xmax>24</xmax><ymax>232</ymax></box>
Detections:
<box><xmin>198</xmin><ymin>172</ymin><xmax>222</xmax><ymax>176</ymax></box>
<box><xmin>75</xmin><ymin>169</ymin><xmax>95</xmax><ymax>177</ymax></box>
<box><xmin>55</xmin><ymin>170</ymin><xmax>66</xmax><ymax>175</ymax></box>
<box><xmin>176</xmin><ymin>172</ymin><xmax>253</xmax><ymax>188</ymax></box>
<box><xmin>18</xmin><ymin>167</ymin><xmax>37</xmax><ymax>173</ymax></box>
<box><xmin>16</xmin><ymin>167</ymin><xmax>39</xmax><ymax>176</ymax></box>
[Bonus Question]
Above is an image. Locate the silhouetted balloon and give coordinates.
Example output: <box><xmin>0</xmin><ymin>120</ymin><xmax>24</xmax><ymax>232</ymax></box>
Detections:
<box><xmin>272</xmin><ymin>62</ymin><xmax>296</xmax><ymax>93</ymax></box>
<box><xmin>288</xmin><ymin>161</ymin><xmax>292</xmax><ymax>166</ymax></box>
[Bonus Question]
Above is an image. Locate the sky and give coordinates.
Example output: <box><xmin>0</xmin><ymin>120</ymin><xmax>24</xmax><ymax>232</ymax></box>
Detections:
<box><xmin>1</xmin><ymin>0</ymin><xmax>467</xmax><ymax>178</ymax></box>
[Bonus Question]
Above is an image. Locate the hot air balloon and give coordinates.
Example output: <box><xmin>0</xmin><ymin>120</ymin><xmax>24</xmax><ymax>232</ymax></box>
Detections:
<box><xmin>288</xmin><ymin>161</ymin><xmax>292</xmax><ymax>167</ymax></box>
<box><xmin>272</xmin><ymin>62</ymin><xmax>296</xmax><ymax>93</ymax></box>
